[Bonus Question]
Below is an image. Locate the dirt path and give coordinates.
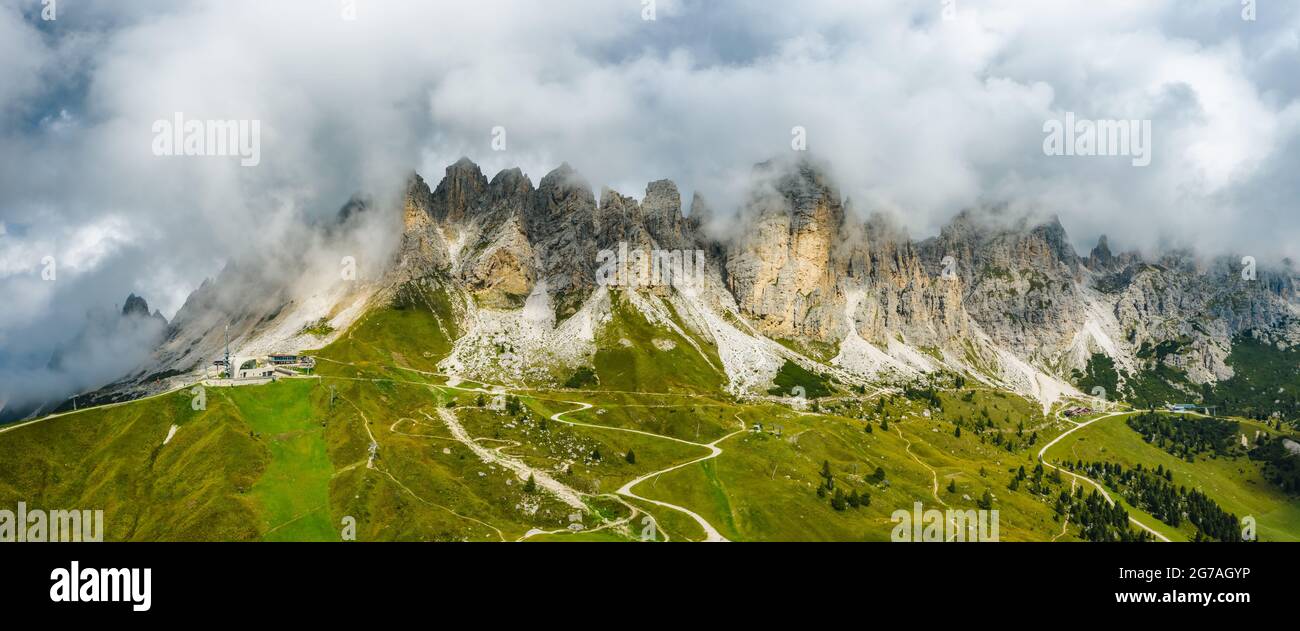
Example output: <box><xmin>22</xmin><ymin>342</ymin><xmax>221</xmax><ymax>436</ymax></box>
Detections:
<box><xmin>338</xmin><ymin>394</ymin><xmax>381</xmax><ymax>469</ymax></box>
<box><xmin>388</xmin><ymin>415</ymin><xmax>455</xmax><ymax>441</ymax></box>
<box><xmin>546</xmin><ymin>401</ymin><xmax>716</xmax><ymax>450</ymax></box>
<box><xmin>895</xmin><ymin>424</ymin><xmax>969</xmax><ymax>541</ymax></box>
<box><xmin>516</xmin><ymin>496</ymin><xmax>647</xmax><ymax>542</ymax></box>
<box><xmin>431</xmin><ymin>408</ymin><xmax>587</xmax><ymax>510</ymax></box>
<box><xmin>547</xmin><ymin>401</ymin><xmax>739</xmax><ymax>542</ymax></box>
<box><xmin>1052</xmin><ymin>478</ymin><xmax>1078</xmax><ymax>542</ymax></box>
<box><xmin>613</xmin><ymin>422</ymin><xmax>745</xmax><ymax>543</ymax></box>
<box><xmin>0</xmin><ymin>384</ymin><xmax>188</xmax><ymax>435</ymax></box>
<box><xmin>895</xmin><ymin>425</ymin><xmax>947</xmax><ymax>509</ymax></box>
<box><xmin>337</xmin><ymin>392</ymin><xmax>505</xmax><ymax>540</ymax></box>
<box><xmin>1037</xmin><ymin>410</ymin><xmax>1171</xmax><ymax>542</ymax></box>
<box><xmin>322</xmin><ymin>366</ymin><xmax>700</xmax><ymax>541</ymax></box>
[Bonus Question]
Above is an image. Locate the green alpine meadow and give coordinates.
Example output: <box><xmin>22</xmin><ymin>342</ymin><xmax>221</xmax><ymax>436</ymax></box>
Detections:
<box><xmin>3</xmin><ymin>157</ymin><xmax>1297</xmax><ymax>542</ymax></box>
<box><xmin>3</xmin><ymin>2</ymin><xmax>1298</xmax><ymax>550</ymax></box>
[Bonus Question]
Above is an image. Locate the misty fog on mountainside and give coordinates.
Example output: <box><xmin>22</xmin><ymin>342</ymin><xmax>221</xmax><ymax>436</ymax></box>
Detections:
<box><xmin>0</xmin><ymin>1</ymin><xmax>1297</xmax><ymax>545</ymax></box>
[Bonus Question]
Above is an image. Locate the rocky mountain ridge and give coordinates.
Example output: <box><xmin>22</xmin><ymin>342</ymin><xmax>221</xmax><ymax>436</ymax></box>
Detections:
<box><xmin>74</xmin><ymin>156</ymin><xmax>1300</xmax><ymax>416</ymax></box>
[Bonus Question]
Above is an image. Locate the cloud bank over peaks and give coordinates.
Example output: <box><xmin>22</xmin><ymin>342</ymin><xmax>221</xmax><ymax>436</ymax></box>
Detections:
<box><xmin>1</xmin><ymin>0</ymin><xmax>1298</xmax><ymax>416</ymax></box>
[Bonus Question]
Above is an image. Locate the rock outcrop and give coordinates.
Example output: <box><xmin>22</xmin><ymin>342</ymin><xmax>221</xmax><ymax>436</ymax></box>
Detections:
<box><xmin>95</xmin><ymin>155</ymin><xmax>1300</xmax><ymax>411</ymax></box>
<box><xmin>724</xmin><ymin>159</ymin><xmax>845</xmax><ymax>341</ymax></box>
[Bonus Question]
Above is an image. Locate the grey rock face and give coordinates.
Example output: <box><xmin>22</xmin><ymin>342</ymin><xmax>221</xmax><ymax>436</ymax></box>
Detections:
<box><xmin>526</xmin><ymin>164</ymin><xmax>601</xmax><ymax>319</ymax></box>
<box><xmin>131</xmin><ymin>156</ymin><xmax>1300</xmax><ymax>408</ymax></box>
<box><xmin>1110</xmin><ymin>255</ymin><xmax>1299</xmax><ymax>382</ymax></box>
<box><xmin>395</xmin><ymin>172</ymin><xmax>450</xmax><ymax>277</ymax></box>
<box><xmin>642</xmin><ymin>179</ymin><xmax>690</xmax><ymax>249</ymax></box>
<box><xmin>429</xmin><ymin>157</ymin><xmax>489</xmax><ymax>225</ymax></box>
<box><xmin>919</xmin><ymin>210</ymin><xmax>1087</xmax><ymax>366</ymax></box>
<box><xmin>844</xmin><ymin>214</ymin><xmax>971</xmax><ymax>350</ymax></box>
<box><xmin>595</xmin><ymin>187</ymin><xmax>652</xmax><ymax>251</ymax></box>
<box><xmin>121</xmin><ymin>293</ymin><xmax>152</xmax><ymax>318</ymax></box>
<box><xmin>456</xmin><ymin>167</ymin><xmax>538</xmax><ymax>309</ymax></box>
<box><xmin>724</xmin><ymin>159</ymin><xmax>845</xmax><ymax>341</ymax></box>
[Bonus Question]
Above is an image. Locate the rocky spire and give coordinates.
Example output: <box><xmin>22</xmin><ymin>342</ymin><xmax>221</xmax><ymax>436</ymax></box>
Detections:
<box><xmin>122</xmin><ymin>294</ymin><xmax>151</xmax><ymax>318</ymax></box>
<box><xmin>642</xmin><ymin>179</ymin><xmax>687</xmax><ymax>248</ymax></box>
<box><xmin>595</xmin><ymin>187</ymin><xmax>648</xmax><ymax>250</ymax></box>
<box><xmin>1033</xmin><ymin>215</ymin><xmax>1079</xmax><ymax>268</ymax></box>
<box><xmin>1088</xmin><ymin>234</ymin><xmax>1114</xmax><ymax>269</ymax></box>
<box><xmin>396</xmin><ymin>172</ymin><xmax>449</xmax><ymax>274</ymax></box>
<box><xmin>430</xmin><ymin>157</ymin><xmax>489</xmax><ymax>224</ymax></box>
<box><xmin>527</xmin><ymin>163</ymin><xmax>599</xmax><ymax>319</ymax></box>
<box><xmin>488</xmin><ymin>167</ymin><xmax>533</xmax><ymax>208</ymax></box>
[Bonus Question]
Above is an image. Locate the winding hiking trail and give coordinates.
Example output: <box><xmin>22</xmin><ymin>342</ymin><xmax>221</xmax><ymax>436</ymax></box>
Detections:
<box><xmin>895</xmin><ymin>426</ymin><xmax>947</xmax><ymax>509</ymax></box>
<box><xmin>895</xmin><ymin>424</ymin><xmax>969</xmax><ymax>541</ymax></box>
<box><xmin>335</xmin><ymin>392</ymin><xmax>505</xmax><ymax>540</ymax></box>
<box><xmin>8</xmin><ymin>345</ymin><xmax>1172</xmax><ymax>543</ymax></box>
<box><xmin>1037</xmin><ymin>409</ymin><xmax>1171</xmax><ymax>542</ymax></box>
<box><xmin>317</xmin><ymin>362</ymin><xmax>856</xmax><ymax>541</ymax></box>
<box><xmin>0</xmin><ymin>352</ymin><xmax>752</xmax><ymax>542</ymax></box>
<box><xmin>549</xmin><ymin>401</ymin><xmax>741</xmax><ymax>542</ymax></box>
<box><xmin>430</xmin><ymin>408</ymin><xmax>587</xmax><ymax>510</ymax></box>
<box><xmin>417</xmin><ymin>372</ymin><xmax>749</xmax><ymax>542</ymax></box>
<box><xmin>1052</xmin><ymin>477</ymin><xmax>1078</xmax><ymax>542</ymax></box>
<box><xmin>323</xmin><ymin>394</ymin><xmax>502</xmax><ymax>540</ymax></box>
<box><xmin>398</xmin><ymin>379</ymin><xmax>666</xmax><ymax>541</ymax></box>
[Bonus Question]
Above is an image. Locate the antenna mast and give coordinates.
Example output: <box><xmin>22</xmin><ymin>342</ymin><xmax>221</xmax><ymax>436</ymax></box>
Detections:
<box><xmin>225</xmin><ymin>324</ymin><xmax>231</xmax><ymax>379</ymax></box>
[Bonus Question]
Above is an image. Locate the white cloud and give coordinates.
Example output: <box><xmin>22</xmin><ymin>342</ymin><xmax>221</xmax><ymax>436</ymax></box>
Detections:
<box><xmin>1</xmin><ymin>0</ymin><xmax>1298</xmax><ymax>411</ymax></box>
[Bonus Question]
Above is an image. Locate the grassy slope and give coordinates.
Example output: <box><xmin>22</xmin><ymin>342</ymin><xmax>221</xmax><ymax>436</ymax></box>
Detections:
<box><xmin>527</xmin><ymin>394</ymin><xmax>735</xmax><ymax>444</ymax></box>
<box><xmin>767</xmin><ymin>360</ymin><xmax>835</xmax><ymax>398</ymax></box>
<box><xmin>588</xmin><ymin>291</ymin><xmax>727</xmax><ymax>394</ymax></box>
<box><xmin>221</xmin><ymin>380</ymin><xmax>335</xmax><ymax>541</ymax></box>
<box><xmin>12</xmin><ymin>365</ymin><xmax>1284</xmax><ymax>541</ymax></box>
<box><xmin>0</xmin><ymin>277</ymin><xmax>486</xmax><ymax>542</ymax></box>
<box><xmin>312</xmin><ymin>279</ymin><xmax>459</xmax><ymax>378</ymax></box>
<box><xmin>4</xmin><ymin>276</ymin><xmax>1294</xmax><ymax>542</ymax></box>
<box><xmin>324</xmin><ymin>380</ymin><xmax>577</xmax><ymax>541</ymax></box>
<box><xmin>308</xmin><ymin>282</ymin><xmax>591</xmax><ymax>541</ymax></box>
<box><xmin>637</xmin><ymin>391</ymin><xmax>1083</xmax><ymax>541</ymax></box>
<box><xmin>0</xmin><ymin>383</ymin><xmax>267</xmax><ymax>540</ymax></box>
<box><xmin>458</xmin><ymin>401</ymin><xmax>710</xmax><ymax>494</ymax></box>
<box><xmin>1046</xmin><ymin>413</ymin><xmax>1300</xmax><ymax>541</ymax></box>
<box><xmin>1207</xmin><ymin>335</ymin><xmax>1300</xmax><ymax>420</ymax></box>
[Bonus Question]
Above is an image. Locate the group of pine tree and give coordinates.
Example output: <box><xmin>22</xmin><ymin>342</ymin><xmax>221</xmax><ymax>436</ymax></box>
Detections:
<box><xmin>817</xmin><ymin>460</ymin><xmax>882</xmax><ymax>512</ymax></box>
<box><xmin>1127</xmin><ymin>412</ymin><xmax>1239</xmax><ymax>459</ymax></box>
<box><xmin>1128</xmin><ymin>411</ymin><xmax>1300</xmax><ymax>495</ymax></box>
<box><xmin>1055</xmin><ymin>484</ymin><xmax>1154</xmax><ymax>542</ymax></box>
<box><xmin>1066</xmin><ymin>460</ymin><xmax>1242</xmax><ymax>541</ymax></box>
